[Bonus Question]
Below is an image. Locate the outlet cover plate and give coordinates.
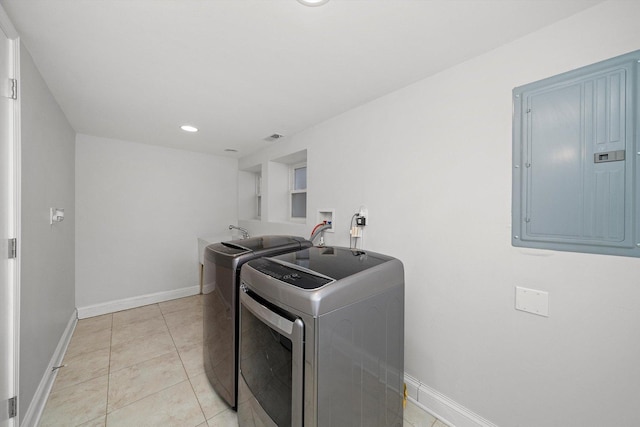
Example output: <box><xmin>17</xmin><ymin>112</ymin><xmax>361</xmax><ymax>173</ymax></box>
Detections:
<box><xmin>515</xmin><ymin>286</ymin><xmax>549</xmax><ymax>317</ymax></box>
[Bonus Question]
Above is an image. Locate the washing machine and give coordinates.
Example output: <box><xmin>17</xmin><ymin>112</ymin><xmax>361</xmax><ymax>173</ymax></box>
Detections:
<box><xmin>203</xmin><ymin>235</ymin><xmax>312</xmax><ymax>409</ymax></box>
<box><xmin>238</xmin><ymin>246</ymin><xmax>405</xmax><ymax>427</ymax></box>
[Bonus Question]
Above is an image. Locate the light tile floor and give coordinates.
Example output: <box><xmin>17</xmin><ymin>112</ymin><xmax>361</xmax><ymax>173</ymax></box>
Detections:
<box><xmin>39</xmin><ymin>295</ymin><xmax>448</xmax><ymax>427</ymax></box>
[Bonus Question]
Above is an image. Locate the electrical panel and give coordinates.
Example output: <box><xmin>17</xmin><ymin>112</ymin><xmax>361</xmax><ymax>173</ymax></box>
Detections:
<box><xmin>512</xmin><ymin>50</ymin><xmax>639</xmax><ymax>257</ymax></box>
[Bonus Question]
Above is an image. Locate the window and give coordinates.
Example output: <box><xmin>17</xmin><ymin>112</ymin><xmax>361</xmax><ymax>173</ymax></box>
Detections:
<box><xmin>256</xmin><ymin>173</ymin><xmax>262</xmax><ymax>219</ymax></box>
<box><xmin>267</xmin><ymin>149</ymin><xmax>307</xmax><ymax>223</ymax></box>
<box><xmin>238</xmin><ymin>165</ymin><xmax>262</xmax><ymax>221</ymax></box>
<box><xmin>290</xmin><ymin>163</ymin><xmax>307</xmax><ymax>219</ymax></box>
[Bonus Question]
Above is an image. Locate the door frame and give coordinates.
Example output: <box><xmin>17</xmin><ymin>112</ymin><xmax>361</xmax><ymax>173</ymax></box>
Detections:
<box><xmin>0</xmin><ymin>6</ymin><xmax>20</xmax><ymax>427</ymax></box>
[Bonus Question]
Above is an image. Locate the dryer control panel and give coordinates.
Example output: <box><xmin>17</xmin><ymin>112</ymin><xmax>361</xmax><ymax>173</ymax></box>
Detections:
<box><xmin>248</xmin><ymin>258</ymin><xmax>333</xmax><ymax>289</ymax></box>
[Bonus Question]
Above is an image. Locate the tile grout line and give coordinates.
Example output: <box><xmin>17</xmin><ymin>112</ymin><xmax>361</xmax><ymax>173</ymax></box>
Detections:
<box><xmin>109</xmin><ymin>309</ymin><xmax>175</xmax><ymax>372</ymax></box>
<box><xmin>159</xmin><ymin>303</ymin><xmax>190</xmax><ymax>380</ymax></box>
<box><xmin>105</xmin><ymin>312</ymin><xmax>114</xmax><ymax>425</ymax></box>
<box><xmin>160</xmin><ymin>302</ymin><xmax>209</xmax><ymax>424</ymax></box>
<box><xmin>45</xmin><ymin>299</ymin><xmax>209</xmax><ymax>426</ymax></box>
<box><xmin>105</xmin><ymin>305</ymin><xmax>190</xmax><ymax>417</ymax></box>
<box><xmin>64</xmin><ymin>314</ymin><xmax>113</xmax><ymax>427</ymax></box>
<box><xmin>51</xmin><ymin>346</ymin><xmax>109</xmax><ymax>393</ymax></box>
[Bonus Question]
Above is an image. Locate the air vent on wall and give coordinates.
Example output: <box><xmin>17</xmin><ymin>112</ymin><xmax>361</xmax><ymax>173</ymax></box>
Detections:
<box><xmin>264</xmin><ymin>133</ymin><xmax>285</xmax><ymax>142</ymax></box>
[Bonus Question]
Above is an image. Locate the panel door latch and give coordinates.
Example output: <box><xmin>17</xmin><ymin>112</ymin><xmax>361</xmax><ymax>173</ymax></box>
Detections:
<box><xmin>8</xmin><ymin>396</ymin><xmax>17</xmax><ymax>418</ymax></box>
<box><xmin>594</xmin><ymin>150</ymin><xmax>625</xmax><ymax>163</ymax></box>
<box><xmin>8</xmin><ymin>238</ymin><xmax>16</xmax><ymax>259</ymax></box>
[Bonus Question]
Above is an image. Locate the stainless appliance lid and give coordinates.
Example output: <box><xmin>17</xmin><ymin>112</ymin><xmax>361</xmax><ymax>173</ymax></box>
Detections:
<box><xmin>206</xmin><ymin>235</ymin><xmax>309</xmax><ymax>257</ymax></box>
<box><xmin>247</xmin><ymin>246</ymin><xmax>392</xmax><ymax>289</ymax></box>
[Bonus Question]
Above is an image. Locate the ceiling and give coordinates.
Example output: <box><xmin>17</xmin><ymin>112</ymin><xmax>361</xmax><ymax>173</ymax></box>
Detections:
<box><xmin>1</xmin><ymin>0</ymin><xmax>601</xmax><ymax>157</ymax></box>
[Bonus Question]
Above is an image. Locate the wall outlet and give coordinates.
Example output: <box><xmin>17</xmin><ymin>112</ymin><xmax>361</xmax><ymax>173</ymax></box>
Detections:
<box><xmin>50</xmin><ymin>207</ymin><xmax>64</xmax><ymax>225</ymax></box>
<box><xmin>358</xmin><ymin>205</ymin><xmax>369</xmax><ymax>225</ymax></box>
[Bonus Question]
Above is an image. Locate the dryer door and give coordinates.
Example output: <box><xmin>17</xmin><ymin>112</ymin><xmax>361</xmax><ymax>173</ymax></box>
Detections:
<box><xmin>238</xmin><ymin>289</ymin><xmax>303</xmax><ymax>427</ymax></box>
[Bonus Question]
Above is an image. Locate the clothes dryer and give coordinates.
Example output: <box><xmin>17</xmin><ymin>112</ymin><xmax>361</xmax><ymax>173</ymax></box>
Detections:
<box><xmin>238</xmin><ymin>246</ymin><xmax>404</xmax><ymax>427</ymax></box>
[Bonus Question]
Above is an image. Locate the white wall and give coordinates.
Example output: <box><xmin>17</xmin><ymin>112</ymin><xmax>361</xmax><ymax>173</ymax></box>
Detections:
<box><xmin>19</xmin><ymin>44</ymin><xmax>76</xmax><ymax>420</ymax></box>
<box><xmin>75</xmin><ymin>134</ymin><xmax>237</xmax><ymax>310</ymax></box>
<box><xmin>239</xmin><ymin>2</ymin><xmax>640</xmax><ymax>426</ymax></box>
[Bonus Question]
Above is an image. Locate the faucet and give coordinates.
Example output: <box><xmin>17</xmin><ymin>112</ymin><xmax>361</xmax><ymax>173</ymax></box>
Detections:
<box><xmin>310</xmin><ymin>223</ymin><xmax>332</xmax><ymax>245</ymax></box>
<box><xmin>229</xmin><ymin>225</ymin><xmax>250</xmax><ymax>239</ymax></box>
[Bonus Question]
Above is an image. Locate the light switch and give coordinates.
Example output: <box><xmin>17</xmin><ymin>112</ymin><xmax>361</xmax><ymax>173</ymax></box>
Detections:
<box><xmin>515</xmin><ymin>286</ymin><xmax>549</xmax><ymax>317</ymax></box>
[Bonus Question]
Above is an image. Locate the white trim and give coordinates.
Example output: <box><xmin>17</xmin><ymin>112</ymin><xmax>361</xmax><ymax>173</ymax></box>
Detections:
<box><xmin>13</xmin><ymin>43</ymin><xmax>21</xmax><ymax>427</ymax></box>
<box><xmin>76</xmin><ymin>285</ymin><xmax>200</xmax><ymax>319</ymax></box>
<box><xmin>1</xmin><ymin>11</ymin><xmax>21</xmax><ymax>426</ymax></box>
<box><xmin>404</xmin><ymin>373</ymin><xmax>499</xmax><ymax>427</ymax></box>
<box><xmin>405</xmin><ymin>373</ymin><xmax>421</xmax><ymax>400</ymax></box>
<box><xmin>12</xmin><ymin>32</ymin><xmax>21</xmax><ymax>427</ymax></box>
<box><xmin>21</xmin><ymin>310</ymin><xmax>77</xmax><ymax>427</ymax></box>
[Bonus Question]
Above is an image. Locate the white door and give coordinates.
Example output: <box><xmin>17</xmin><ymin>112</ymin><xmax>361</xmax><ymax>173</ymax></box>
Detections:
<box><xmin>0</xmin><ymin>23</ymin><xmax>16</xmax><ymax>427</ymax></box>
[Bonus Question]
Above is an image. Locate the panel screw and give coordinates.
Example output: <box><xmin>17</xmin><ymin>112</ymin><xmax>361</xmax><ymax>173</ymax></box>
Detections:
<box><xmin>514</xmin><ymin>235</ymin><xmax>519</xmax><ymax>239</ymax></box>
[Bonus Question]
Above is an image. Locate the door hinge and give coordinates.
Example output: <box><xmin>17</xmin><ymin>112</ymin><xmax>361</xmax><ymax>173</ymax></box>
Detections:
<box><xmin>10</xmin><ymin>78</ymin><xmax>17</xmax><ymax>100</ymax></box>
<box><xmin>8</xmin><ymin>396</ymin><xmax>17</xmax><ymax>418</ymax></box>
<box><xmin>8</xmin><ymin>238</ymin><xmax>16</xmax><ymax>259</ymax></box>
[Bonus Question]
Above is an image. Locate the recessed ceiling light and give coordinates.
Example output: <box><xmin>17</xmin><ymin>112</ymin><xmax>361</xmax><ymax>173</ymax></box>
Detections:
<box><xmin>180</xmin><ymin>125</ymin><xmax>198</xmax><ymax>132</ymax></box>
<box><xmin>297</xmin><ymin>0</ymin><xmax>329</xmax><ymax>6</ymax></box>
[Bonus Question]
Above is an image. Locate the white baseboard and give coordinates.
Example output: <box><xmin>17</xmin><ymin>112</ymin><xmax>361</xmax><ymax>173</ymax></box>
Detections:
<box><xmin>76</xmin><ymin>285</ymin><xmax>200</xmax><ymax>319</ymax></box>
<box><xmin>21</xmin><ymin>310</ymin><xmax>77</xmax><ymax>427</ymax></box>
<box><xmin>404</xmin><ymin>374</ymin><xmax>499</xmax><ymax>427</ymax></box>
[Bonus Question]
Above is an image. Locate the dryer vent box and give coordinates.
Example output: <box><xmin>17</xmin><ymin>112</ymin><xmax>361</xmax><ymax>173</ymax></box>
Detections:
<box><xmin>512</xmin><ymin>50</ymin><xmax>640</xmax><ymax>257</ymax></box>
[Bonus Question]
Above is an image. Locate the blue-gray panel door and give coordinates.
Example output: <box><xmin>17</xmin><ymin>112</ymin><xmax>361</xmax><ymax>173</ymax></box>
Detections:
<box><xmin>513</xmin><ymin>52</ymin><xmax>638</xmax><ymax>256</ymax></box>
